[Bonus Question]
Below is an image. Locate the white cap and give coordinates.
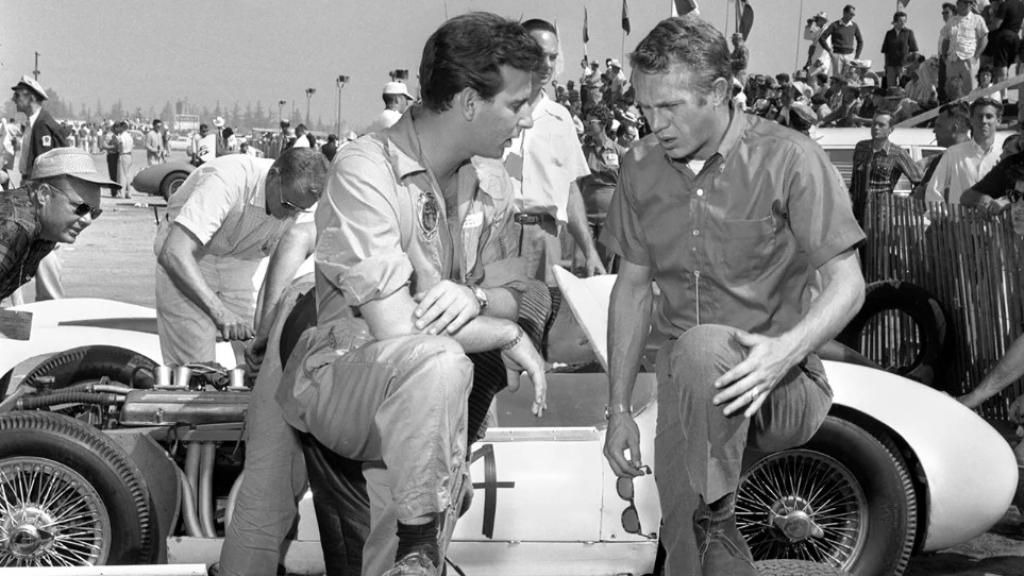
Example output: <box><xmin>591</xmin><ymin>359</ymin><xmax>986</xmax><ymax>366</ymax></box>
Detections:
<box><xmin>383</xmin><ymin>81</ymin><xmax>413</xmax><ymax>99</ymax></box>
<box><xmin>32</xmin><ymin>147</ymin><xmax>121</xmax><ymax>189</ymax></box>
<box><xmin>814</xmin><ymin>11</ymin><xmax>828</xmax><ymax>20</ymax></box>
<box><xmin>11</xmin><ymin>75</ymin><xmax>47</xmax><ymax>100</ymax></box>
<box><xmin>213</xmin><ymin>116</ymin><xmax>225</xmax><ymax>128</ymax></box>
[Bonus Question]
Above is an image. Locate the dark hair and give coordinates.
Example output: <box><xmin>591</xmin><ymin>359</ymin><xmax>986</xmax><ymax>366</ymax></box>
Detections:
<box><xmin>843</xmin><ymin>5</ymin><xmax>856</xmax><ymax>15</ymax></box>
<box><xmin>273</xmin><ymin>148</ymin><xmax>329</xmax><ymax>202</ymax></box>
<box><xmin>977</xmin><ymin>64</ymin><xmax>994</xmax><ymax>82</ymax></box>
<box><xmin>893</xmin><ymin>11</ymin><xmax>906</xmax><ymax>22</ymax></box>
<box><xmin>630</xmin><ymin>16</ymin><xmax>731</xmax><ymax>96</ymax></box>
<box><xmin>970</xmin><ymin>96</ymin><xmax>1003</xmax><ymax>117</ymax></box>
<box><xmin>522</xmin><ymin>18</ymin><xmax>557</xmax><ymax>36</ymax></box>
<box><xmin>152</xmin><ymin>119</ymin><xmax>162</xmax><ymax>128</ymax></box>
<box><xmin>419</xmin><ymin>12</ymin><xmax>543</xmax><ymax>113</ymax></box>
<box><xmin>199</xmin><ymin>123</ymin><xmax>208</xmax><ymax>131</ymax></box>
<box><xmin>776</xmin><ymin>73</ymin><xmax>791</xmax><ymax>84</ymax></box>
<box><xmin>942</xmin><ymin>2</ymin><xmax>956</xmax><ymax>12</ymax></box>
<box><xmin>383</xmin><ymin>93</ymin><xmax>405</xmax><ymax>107</ymax></box>
<box><xmin>586</xmin><ymin>104</ymin><xmax>613</xmax><ymax>124</ymax></box>
<box><xmin>939</xmin><ymin>102</ymin><xmax>971</xmax><ymax>133</ymax></box>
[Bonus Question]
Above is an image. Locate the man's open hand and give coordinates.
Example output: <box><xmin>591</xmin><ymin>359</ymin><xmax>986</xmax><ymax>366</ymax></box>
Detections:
<box><xmin>413</xmin><ymin>280</ymin><xmax>481</xmax><ymax>335</ymax></box>
<box><xmin>712</xmin><ymin>330</ymin><xmax>798</xmax><ymax>418</ymax></box>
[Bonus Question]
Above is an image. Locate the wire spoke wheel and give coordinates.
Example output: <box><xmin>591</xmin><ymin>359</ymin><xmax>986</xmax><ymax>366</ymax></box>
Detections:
<box><xmin>0</xmin><ymin>456</ymin><xmax>111</xmax><ymax>567</ymax></box>
<box><xmin>737</xmin><ymin>450</ymin><xmax>868</xmax><ymax>570</ymax></box>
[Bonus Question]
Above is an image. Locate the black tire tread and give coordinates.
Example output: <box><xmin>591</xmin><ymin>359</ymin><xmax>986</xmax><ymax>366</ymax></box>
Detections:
<box><xmin>0</xmin><ymin>411</ymin><xmax>155</xmax><ymax>564</ymax></box>
<box><xmin>755</xmin><ymin>559</ymin><xmax>852</xmax><ymax>576</ymax></box>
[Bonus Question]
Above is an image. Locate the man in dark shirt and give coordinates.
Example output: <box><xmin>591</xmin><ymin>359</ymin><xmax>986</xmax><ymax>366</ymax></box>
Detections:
<box><xmin>850</xmin><ymin>112</ymin><xmax>924</xmax><ymax>223</ymax></box>
<box><xmin>882</xmin><ymin>11</ymin><xmax>919</xmax><ymax>88</ymax></box>
<box><xmin>986</xmin><ymin>0</ymin><xmax>1024</xmax><ymax>99</ymax></box>
<box><xmin>820</xmin><ymin>5</ymin><xmax>864</xmax><ymax>80</ymax></box>
<box><xmin>0</xmin><ymin>148</ymin><xmax>119</xmax><ymax>300</ymax></box>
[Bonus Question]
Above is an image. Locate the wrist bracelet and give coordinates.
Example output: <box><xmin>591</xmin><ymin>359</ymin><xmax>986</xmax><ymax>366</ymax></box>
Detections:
<box><xmin>501</xmin><ymin>327</ymin><xmax>525</xmax><ymax>352</ymax></box>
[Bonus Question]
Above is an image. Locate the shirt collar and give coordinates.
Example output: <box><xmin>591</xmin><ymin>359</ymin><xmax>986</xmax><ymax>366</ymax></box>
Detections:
<box><xmin>713</xmin><ymin>105</ymin><xmax>749</xmax><ymax>161</ymax></box>
<box><xmin>27</xmin><ymin>108</ymin><xmax>40</xmax><ymax>127</ymax></box>
<box><xmin>531</xmin><ymin>91</ymin><xmax>562</xmax><ymax>122</ymax></box>
<box><xmin>382</xmin><ymin>107</ymin><xmax>429</xmax><ymax>180</ymax></box>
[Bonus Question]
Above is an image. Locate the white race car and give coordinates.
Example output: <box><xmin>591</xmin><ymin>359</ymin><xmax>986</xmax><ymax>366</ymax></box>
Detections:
<box><xmin>0</xmin><ymin>268</ymin><xmax>1017</xmax><ymax>576</ymax></box>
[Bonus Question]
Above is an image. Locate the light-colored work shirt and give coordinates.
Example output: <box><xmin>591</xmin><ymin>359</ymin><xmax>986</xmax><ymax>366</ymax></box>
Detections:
<box><xmin>503</xmin><ymin>92</ymin><xmax>590</xmax><ymax>223</ymax></box>
<box><xmin>368</xmin><ymin>109</ymin><xmax>403</xmax><ymax>134</ymax></box>
<box><xmin>946</xmin><ymin>12</ymin><xmax>988</xmax><ymax>60</ymax></box>
<box><xmin>117</xmin><ymin>132</ymin><xmax>134</xmax><ymax>153</ymax></box>
<box><xmin>314</xmin><ymin>109</ymin><xmax>528</xmax><ymax>327</ymax></box>
<box><xmin>926</xmin><ymin>138</ymin><xmax>1001</xmax><ymax>205</ymax></box>
<box><xmin>155</xmin><ymin>154</ymin><xmax>309</xmax><ymax>262</ymax></box>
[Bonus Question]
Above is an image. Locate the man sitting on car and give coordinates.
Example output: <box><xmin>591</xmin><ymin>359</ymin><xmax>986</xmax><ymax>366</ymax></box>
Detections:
<box><xmin>0</xmin><ymin>147</ymin><xmax>119</xmax><ymax>301</ymax></box>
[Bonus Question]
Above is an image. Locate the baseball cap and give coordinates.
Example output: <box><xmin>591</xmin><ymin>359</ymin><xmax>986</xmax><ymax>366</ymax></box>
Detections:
<box><xmin>32</xmin><ymin>147</ymin><xmax>121</xmax><ymax>189</ymax></box>
<box><xmin>383</xmin><ymin>81</ymin><xmax>413</xmax><ymax>99</ymax></box>
<box><xmin>11</xmin><ymin>75</ymin><xmax>47</xmax><ymax>100</ymax></box>
<box><xmin>213</xmin><ymin>116</ymin><xmax>225</xmax><ymax>128</ymax></box>
<box><xmin>814</xmin><ymin>11</ymin><xmax>828</xmax><ymax>20</ymax></box>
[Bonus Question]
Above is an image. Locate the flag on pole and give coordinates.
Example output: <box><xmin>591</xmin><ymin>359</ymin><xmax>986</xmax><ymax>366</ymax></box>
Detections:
<box><xmin>897</xmin><ymin>0</ymin><xmax>911</xmax><ymax>9</ymax></box>
<box><xmin>583</xmin><ymin>6</ymin><xmax>590</xmax><ymax>44</ymax></box>
<box><xmin>736</xmin><ymin>0</ymin><xmax>754</xmax><ymax>40</ymax></box>
<box><xmin>622</xmin><ymin>0</ymin><xmax>631</xmax><ymax>35</ymax></box>
<box><xmin>672</xmin><ymin>0</ymin><xmax>700</xmax><ymax>17</ymax></box>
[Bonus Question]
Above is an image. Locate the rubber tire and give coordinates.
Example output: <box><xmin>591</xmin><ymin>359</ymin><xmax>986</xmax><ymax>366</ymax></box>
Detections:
<box><xmin>836</xmin><ymin>280</ymin><xmax>947</xmax><ymax>387</ymax></box>
<box><xmin>159</xmin><ymin>172</ymin><xmax>189</xmax><ymax>200</ymax></box>
<box><xmin>0</xmin><ymin>411</ymin><xmax>155</xmax><ymax>565</ymax></box>
<box><xmin>739</xmin><ymin>417</ymin><xmax>917</xmax><ymax>576</ymax></box>
<box><xmin>755</xmin><ymin>559</ymin><xmax>852</xmax><ymax>576</ymax></box>
<box><xmin>17</xmin><ymin>345</ymin><xmax>158</xmax><ymax>395</ymax></box>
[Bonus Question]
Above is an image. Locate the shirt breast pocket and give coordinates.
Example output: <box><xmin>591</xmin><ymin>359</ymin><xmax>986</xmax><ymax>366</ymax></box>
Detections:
<box><xmin>715</xmin><ymin>216</ymin><xmax>777</xmax><ymax>283</ymax></box>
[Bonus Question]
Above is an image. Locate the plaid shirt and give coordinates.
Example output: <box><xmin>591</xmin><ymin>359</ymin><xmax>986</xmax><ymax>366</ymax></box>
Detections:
<box><xmin>0</xmin><ymin>187</ymin><xmax>56</xmax><ymax>300</ymax></box>
<box><xmin>850</xmin><ymin>139</ymin><xmax>923</xmax><ymax>222</ymax></box>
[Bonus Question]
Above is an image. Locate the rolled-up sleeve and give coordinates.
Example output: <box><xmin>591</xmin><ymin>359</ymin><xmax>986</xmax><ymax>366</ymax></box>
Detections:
<box><xmin>315</xmin><ymin>149</ymin><xmax>413</xmax><ymax>306</ymax></box>
<box><xmin>784</xmin><ymin>141</ymin><xmax>866</xmax><ymax>269</ymax></box>
<box><xmin>601</xmin><ymin>160</ymin><xmax>652</xmax><ymax>267</ymax></box>
<box><xmin>174</xmin><ymin>170</ymin><xmax>239</xmax><ymax>245</ymax></box>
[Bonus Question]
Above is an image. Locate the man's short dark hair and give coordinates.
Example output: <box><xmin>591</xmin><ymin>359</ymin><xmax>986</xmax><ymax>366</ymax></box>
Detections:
<box><xmin>383</xmin><ymin>93</ymin><xmax>405</xmax><ymax>107</ymax></box>
<box><xmin>630</xmin><ymin>16</ymin><xmax>732</xmax><ymax>96</ymax></box>
<box><xmin>942</xmin><ymin>2</ymin><xmax>956</xmax><ymax>12</ymax></box>
<box><xmin>418</xmin><ymin>12</ymin><xmax>543</xmax><ymax>113</ymax></box>
<box><xmin>199</xmin><ymin>123</ymin><xmax>208</xmax><ymax>131</ymax></box>
<box><xmin>152</xmin><ymin>119</ymin><xmax>162</xmax><ymax>128</ymax></box>
<box><xmin>893</xmin><ymin>11</ymin><xmax>907</xmax><ymax>22</ymax></box>
<box><xmin>844</xmin><ymin>5</ymin><xmax>856</xmax><ymax>15</ymax></box>
<box><xmin>522</xmin><ymin>18</ymin><xmax>557</xmax><ymax>36</ymax></box>
<box><xmin>776</xmin><ymin>73</ymin><xmax>791</xmax><ymax>84</ymax></box>
<box><xmin>273</xmin><ymin>148</ymin><xmax>329</xmax><ymax>202</ymax></box>
<box><xmin>970</xmin><ymin>96</ymin><xmax>1003</xmax><ymax>117</ymax></box>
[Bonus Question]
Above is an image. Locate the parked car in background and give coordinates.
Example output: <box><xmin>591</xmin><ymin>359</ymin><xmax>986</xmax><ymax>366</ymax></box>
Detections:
<box><xmin>132</xmin><ymin>161</ymin><xmax>194</xmax><ymax>200</ymax></box>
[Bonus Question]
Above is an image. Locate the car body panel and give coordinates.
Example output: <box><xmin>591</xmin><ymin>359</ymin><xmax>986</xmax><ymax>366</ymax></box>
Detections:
<box><xmin>132</xmin><ymin>161</ymin><xmax>194</xmax><ymax>196</ymax></box>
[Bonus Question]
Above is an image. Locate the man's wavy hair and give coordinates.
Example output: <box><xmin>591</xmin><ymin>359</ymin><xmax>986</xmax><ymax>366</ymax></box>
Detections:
<box><xmin>629</xmin><ymin>16</ymin><xmax>732</xmax><ymax>97</ymax></box>
<box><xmin>420</xmin><ymin>12</ymin><xmax>543</xmax><ymax>112</ymax></box>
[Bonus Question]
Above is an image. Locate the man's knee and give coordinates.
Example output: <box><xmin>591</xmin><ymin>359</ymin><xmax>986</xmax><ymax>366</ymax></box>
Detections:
<box><xmin>402</xmin><ymin>335</ymin><xmax>473</xmax><ymax>393</ymax></box>
<box><xmin>671</xmin><ymin>325</ymin><xmax>744</xmax><ymax>374</ymax></box>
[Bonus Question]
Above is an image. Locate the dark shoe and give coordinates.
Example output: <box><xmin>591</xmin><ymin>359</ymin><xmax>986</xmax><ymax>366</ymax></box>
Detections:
<box><xmin>693</xmin><ymin>500</ymin><xmax>756</xmax><ymax>576</ymax></box>
<box><xmin>382</xmin><ymin>551</ymin><xmax>438</xmax><ymax>576</ymax></box>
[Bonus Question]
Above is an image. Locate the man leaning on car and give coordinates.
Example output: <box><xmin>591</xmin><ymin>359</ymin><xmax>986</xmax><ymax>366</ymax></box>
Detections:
<box><xmin>0</xmin><ymin>147</ymin><xmax>119</xmax><ymax>301</ymax></box>
<box><xmin>602</xmin><ymin>15</ymin><xmax>866</xmax><ymax>576</ymax></box>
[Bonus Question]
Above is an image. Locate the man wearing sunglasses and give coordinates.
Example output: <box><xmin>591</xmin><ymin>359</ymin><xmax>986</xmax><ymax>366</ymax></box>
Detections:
<box><xmin>0</xmin><ymin>147</ymin><xmax>118</xmax><ymax>301</ymax></box>
<box><xmin>154</xmin><ymin>147</ymin><xmax>327</xmax><ymax>367</ymax></box>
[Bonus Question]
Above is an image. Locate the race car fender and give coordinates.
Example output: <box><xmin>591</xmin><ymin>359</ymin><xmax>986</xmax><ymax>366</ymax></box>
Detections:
<box><xmin>825</xmin><ymin>360</ymin><xmax>1019</xmax><ymax>551</ymax></box>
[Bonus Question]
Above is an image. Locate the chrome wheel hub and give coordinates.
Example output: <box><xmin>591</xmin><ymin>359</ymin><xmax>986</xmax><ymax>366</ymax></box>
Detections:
<box><xmin>736</xmin><ymin>449</ymin><xmax>868</xmax><ymax>569</ymax></box>
<box><xmin>0</xmin><ymin>457</ymin><xmax>110</xmax><ymax>566</ymax></box>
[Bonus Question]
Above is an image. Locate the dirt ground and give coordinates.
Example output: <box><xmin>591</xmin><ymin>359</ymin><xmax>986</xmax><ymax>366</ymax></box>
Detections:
<box><xmin>10</xmin><ymin>149</ymin><xmax>1024</xmax><ymax>575</ymax></box>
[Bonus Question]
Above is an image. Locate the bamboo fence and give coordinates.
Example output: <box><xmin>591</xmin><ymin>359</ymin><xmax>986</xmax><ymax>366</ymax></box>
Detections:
<box><xmin>860</xmin><ymin>195</ymin><xmax>1024</xmax><ymax>420</ymax></box>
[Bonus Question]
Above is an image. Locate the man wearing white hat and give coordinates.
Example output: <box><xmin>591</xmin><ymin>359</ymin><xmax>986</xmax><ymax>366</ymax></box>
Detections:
<box><xmin>369</xmin><ymin>81</ymin><xmax>413</xmax><ymax>133</ymax></box>
<box><xmin>11</xmin><ymin>75</ymin><xmax>70</xmax><ymax>302</ymax></box>
<box><xmin>0</xmin><ymin>147</ymin><xmax>119</xmax><ymax>301</ymax></box>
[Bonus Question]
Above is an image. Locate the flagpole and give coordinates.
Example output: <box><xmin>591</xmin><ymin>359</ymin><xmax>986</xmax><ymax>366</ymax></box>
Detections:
<box><xmin>794</xmin><ymin>0</ymin><xmax>804</xmax><ymax>71</ymax></box>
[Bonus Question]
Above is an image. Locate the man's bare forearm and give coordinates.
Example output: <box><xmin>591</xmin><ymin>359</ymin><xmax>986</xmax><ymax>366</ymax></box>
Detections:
<box><xmin>962</xmin><ymin>334</ymin><xmax>1024</xmax><ymax>406</ymax></box>
<box><xmin>159</xmin><ymin>242</ymin><xmax>228</xmax><ymax>324</ymax></box>
<box><xmin>778</xmin><ymin>250</ymin><xmax>864</xmax><ymax>367</ymax></box>
<box><xmin>607</xmin><ymin>266</ymin><xmax>654</xmax><ymax>410</ymax></box>
<box><xmin>567</xmin><ymin>183</ymin><xmax>599</xmax><ymax>258</ymax></box>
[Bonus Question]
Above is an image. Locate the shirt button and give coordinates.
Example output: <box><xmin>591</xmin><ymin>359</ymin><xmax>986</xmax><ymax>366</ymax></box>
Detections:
<box><xmin>696</xmin><ymin>189</ymin><xmax>704</xmax><ymax>197</ymax></box>
<box><xmin>692</xmin><ymin>229</ymin><xmax>700</xmax><ymax>237</ymax></box>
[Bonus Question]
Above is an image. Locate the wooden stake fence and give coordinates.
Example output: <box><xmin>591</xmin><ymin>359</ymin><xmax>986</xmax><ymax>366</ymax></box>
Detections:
<box><xmin>861</xmin><ymin>195</ymin><xmax>1024</xmax><ymax>419</ymax></box>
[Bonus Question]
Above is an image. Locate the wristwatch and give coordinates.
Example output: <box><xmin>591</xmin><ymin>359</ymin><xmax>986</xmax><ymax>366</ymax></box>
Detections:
<box><xmin>470</xmin><ymin>284</ymin><xmax>489</xmax><ymax>311</ymax></box>
<box><xmin>604</xmin><ymin>403</ymin><xmax>632</xmax><ymax>420</ymax></box>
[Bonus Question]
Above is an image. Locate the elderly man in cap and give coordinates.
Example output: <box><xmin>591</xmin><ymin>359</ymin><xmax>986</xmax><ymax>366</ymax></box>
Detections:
<box><xmin>12</xmin><ymin>75</ymin><xmax>69</xmax><ymax>302</ymax></box>
<box><xmin>154</xmin><ymin>147</ymin><xmax>328</xmax><ymax>366</ymax></box>
<box><xmin>0</xmin><ymin>148</ymin><xmax>118</xmax><ymax>301</ymax></box>
<box><xmin>369</xmin><ymin>81</ymin><xmax>414</xmax><ymax>133</ymax></box>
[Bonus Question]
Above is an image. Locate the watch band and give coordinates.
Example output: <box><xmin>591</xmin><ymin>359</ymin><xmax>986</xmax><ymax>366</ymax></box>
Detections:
<box><xmin>604</xmin><ymin>403</ymin><xmax>632</xmax><ymax>420</ymax></box>
<box><xmin>471</xmin><ymin>284</ymin><xmax>489</xmax><ymax>310</ymax></box>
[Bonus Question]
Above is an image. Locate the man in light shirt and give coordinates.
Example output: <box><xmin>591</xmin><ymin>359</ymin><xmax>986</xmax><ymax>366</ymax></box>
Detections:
<box><xmin>944</xmin><ymin>0</ymin><xmax>989</xmax><ymax>101</ymax></box>
<box><xmin>146</xmin><ymin>119</ymin><xmax>165</xmax><ymax>166</ymax></box>
<box><xmin>368</xmin><ymin>81</ymin><xmax>413</xmax><ymax>133</ymax></box>
<box><xmin>926</xmin><ymin>97</ymin><xmax>1002</xmax><ymax>205</ymax></box>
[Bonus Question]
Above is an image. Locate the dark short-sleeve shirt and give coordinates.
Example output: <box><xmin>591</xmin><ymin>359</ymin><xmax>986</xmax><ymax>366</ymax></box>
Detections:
<box><xmin>881</xmin><ymin>28</ymin><xmax>919</xmax><ymax>67</ymax></box>
<box><xmin>602</xmin><ymin>111</ymin><xmax>865</xmax><ymax>345</ymax></box>
<box><xmin>996</xmin><ymin>0</ymin><xmax>1024</xmax><ymax>33</ymax></box>
<box><xmin>969</xmin><ymin>151</ymin><xmax>1024</xmax><ymax>199</ymax></box>
<box><xmin>0</xmin><ymin>187</ymin><xmax>57</xmax><ymax>300</ymax></box>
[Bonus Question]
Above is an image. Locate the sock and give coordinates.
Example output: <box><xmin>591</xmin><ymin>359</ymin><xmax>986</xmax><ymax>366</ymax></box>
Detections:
<box><xmin>396</xmin><ymin>517</ymin><xmax>440</xmax><ymax>567</ymax></box>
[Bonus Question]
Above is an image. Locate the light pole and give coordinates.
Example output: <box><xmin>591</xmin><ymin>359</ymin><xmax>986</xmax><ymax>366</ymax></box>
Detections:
<box><xmin>335</xmin><ymin>75</ymin><xmax>349</xmax><ymax>136</ymax></box>
<box><xmin>304</xmin><ymin>88</ymin><xmax>316</xmax><ymax>127</ymax></box>
<box><xmin>277</xmin><ymin>100</ymin><xmax>286</xmax><ymax>123</ymax></box>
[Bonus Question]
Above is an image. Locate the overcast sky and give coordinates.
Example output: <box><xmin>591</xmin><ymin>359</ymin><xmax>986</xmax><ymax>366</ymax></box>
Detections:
<box><xmin>2</xmin><ymin>0</ymin><xmax>947</xmax><ymax>131</ymax></box>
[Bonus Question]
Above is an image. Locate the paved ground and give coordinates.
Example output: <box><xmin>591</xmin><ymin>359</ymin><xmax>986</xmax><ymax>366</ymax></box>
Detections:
<box><xmin>8</xmin><ymin>149</ymin><xmax>1024</xmax><ymax>574</ymax></box>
